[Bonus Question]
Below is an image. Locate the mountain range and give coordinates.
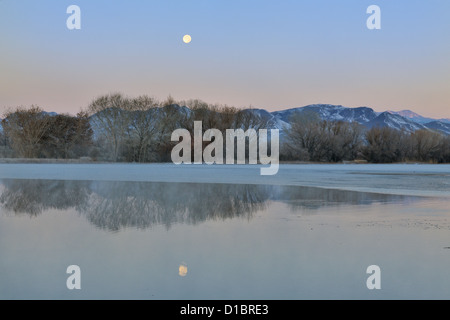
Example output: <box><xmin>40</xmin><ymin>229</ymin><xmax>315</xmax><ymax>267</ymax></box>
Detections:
<box><xmin>246</xmin><ymin>104</ymin><xmax>450</xmax><ymax>135</ymax></box>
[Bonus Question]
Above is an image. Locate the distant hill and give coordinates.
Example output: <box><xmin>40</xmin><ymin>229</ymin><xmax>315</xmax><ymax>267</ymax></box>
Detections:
<box><xmin>245</xmin><ymin>104</ymin><xmax>450</xmax><ymax>135</ymax></box>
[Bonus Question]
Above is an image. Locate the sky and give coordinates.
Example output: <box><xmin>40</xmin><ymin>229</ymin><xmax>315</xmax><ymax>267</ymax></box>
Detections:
<box><xmin>0</xmin><ymin>0</ymin><xmax>449</xmax><ymax>118</ymax></box>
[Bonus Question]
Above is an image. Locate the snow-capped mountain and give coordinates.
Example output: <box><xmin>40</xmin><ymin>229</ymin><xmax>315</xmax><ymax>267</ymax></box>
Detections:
<box><xmin>365</xmin><ymin>112</ymin><xmax>429</xmax><ymax>131</ymax></box>
<box><xmin>245</xmin><ymin>104</ymin><xmax>449</xmax><ymax>135</ymax></box>
<box><xmin>387</xmin><ymin>110</ymin><xmax>450</xmax><ymax>125</ymax></box>
<box><xmin>271</xmin><ymin>104</ymin><xmax>378</xmax><ymax>125</ymax></box>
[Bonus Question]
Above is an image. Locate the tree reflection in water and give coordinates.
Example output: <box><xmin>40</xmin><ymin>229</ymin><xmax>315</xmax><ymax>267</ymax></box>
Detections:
<box><xmin>79</xmin><ymin>181</ymin><xmax>271</xmax><ymax>231</ymax></box>
<box><xmin>0</xmin><ymin>179</ymin><xmax>270</xmax><ymax>231</ymax></box>
<box><xmin>0</xmin><ymin>179</ymin><xmax>92</xmax><ymax>216</ymax></box>
<box><xmin>0</xmin><ymin>179</ymin><xmax>415</xmax><ymax>231</ymax></box>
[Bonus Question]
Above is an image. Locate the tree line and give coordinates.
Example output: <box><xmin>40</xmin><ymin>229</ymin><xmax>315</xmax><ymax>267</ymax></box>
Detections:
<box><xmin>282</xmin><ymin>111</ymin><xmax>450</xmax><ymax>163</ymax></box>
<box><xmin>1</xmin><ymin>106</ymin><xmax>92</xmax><ymax>159</ymax></box>
<box><xmin>1</xmin><ymin>94</ymin><xmax>449</xmax><ymax>163</ymax></box>
<box><xmin>1</xmin><ymin>93</ymin><xmax>267</xmax><ymax>162</ymax></box>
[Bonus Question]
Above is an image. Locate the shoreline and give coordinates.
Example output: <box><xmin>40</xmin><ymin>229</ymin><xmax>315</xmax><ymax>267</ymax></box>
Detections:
<box><xmin>0</xmin><ymin>158</ymin><xmax>445</xmax><ymax>165</ymax></box>
<box><xmin>0</xmin><ymin>162</ymin><xmax>449</xmax><ymax>198</ymax></box>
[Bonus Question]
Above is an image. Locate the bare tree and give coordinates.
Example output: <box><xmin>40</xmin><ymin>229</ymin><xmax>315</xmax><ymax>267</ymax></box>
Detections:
<box><xmin>86</xmin><ymin>93</ymin><xmax>130</xmax><ymax>161</ymax></box>
<box><xmin>151</xmin><ymin>101</ymin><xmax>191</xmax><ymax>162</ymax></box>
<box><xmin>40</xmin><ymin>112</ymin><xmax>93</xmax><ymax>159</ymax></box>
<box><xmin>410</xmin><ymin>130</ymin><xmax>443</xmax><ymax>162</ymax></box>
<box><xmin>284</xmin><ymin>111</ymin><xmax>364</xmax><ymax>162</ymax></box>
<box><xmin>124</xmin><ymin>95</ymin><xmax>160</xmax><ymax>162</ymax></box>
<box><xmin>2</xmin><ymin>106</ymin><xmax>51</xmax><ymax>158</ymax></box>
<box><xmin>321</xmin><ymin>121</ymin><xmax>363</xmax><ymax>162</ymax></box>
<box><xmin>440</xmin><ymin>136</ymin><xmax>450</xmax><ymax>163</ymax></box>
<box><xmin>363</xmin><ymin>127</ymin><xmax>407</xmax><ymax>163</ymax></box>
<box><xmin>284</xmin><ymin>110</ymin><xmax>322</xmax><ymax>161</ymax></box>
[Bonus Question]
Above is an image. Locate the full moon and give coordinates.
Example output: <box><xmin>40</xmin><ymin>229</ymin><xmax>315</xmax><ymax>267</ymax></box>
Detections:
<box><xmin>183</xmin><ymin>34</ymin><xmax>192</xmax><ymax>44</ymax></box>
<box><xmin>179</xmin><ymin>263</ymin><xmax>188</xmax><ymax>276</ymax></box>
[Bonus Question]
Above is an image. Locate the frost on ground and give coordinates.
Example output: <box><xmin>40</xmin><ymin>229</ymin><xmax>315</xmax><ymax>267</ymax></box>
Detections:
<box><xmin>0</xmin><ymin>163</ymin><xmax>449</xmax><ymax>197</ymax></box>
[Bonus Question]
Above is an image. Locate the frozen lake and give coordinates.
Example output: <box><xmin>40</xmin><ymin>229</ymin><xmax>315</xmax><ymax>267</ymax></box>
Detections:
<box><xmin>0</xmin><ymin>164</ymin><xmax>449</xmax><ymax>299</ymax></box>
<box><xmin>1</xmin><ymin>163</ymin><xmax>450</xmax><ymax>197</ymax></box>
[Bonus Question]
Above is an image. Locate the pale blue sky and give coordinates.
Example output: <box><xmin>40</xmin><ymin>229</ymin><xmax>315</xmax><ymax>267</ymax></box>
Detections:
<box><xmin>1</xmin><ymin>0</ymin><xmax>449</xmax><ymax>117</ymax></box>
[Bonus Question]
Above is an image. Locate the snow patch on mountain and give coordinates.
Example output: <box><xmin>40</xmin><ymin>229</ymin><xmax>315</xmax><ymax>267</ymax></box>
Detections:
<box><xmin>424</xmin><ymin>121</ymin><xmax>450</xmax><ymax>135</ymax></box>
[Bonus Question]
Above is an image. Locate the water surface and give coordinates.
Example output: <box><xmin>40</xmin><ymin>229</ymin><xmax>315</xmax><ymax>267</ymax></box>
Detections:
<box><xmin>1</xmin><ymin>179</ymin><xmax>449</xmax><ymax>299</ymax></box>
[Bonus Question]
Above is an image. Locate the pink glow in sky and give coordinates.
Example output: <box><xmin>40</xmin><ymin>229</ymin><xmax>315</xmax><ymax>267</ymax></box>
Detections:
<box><xmin>1</xmin><ymin>1</ymin><xmax>449</xmax><ymax>118</ymax></box>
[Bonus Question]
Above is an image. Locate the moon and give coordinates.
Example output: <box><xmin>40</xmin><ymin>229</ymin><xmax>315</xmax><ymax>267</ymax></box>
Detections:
<box><xmin>183</xmin><ymin>34</ymin><xmax>192</xmax><ymax>44</ymax></box>
<box><xmin>179</xmin><ymin>263</ymin><xmax>188</xmax><ymax>276</ymax></box>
